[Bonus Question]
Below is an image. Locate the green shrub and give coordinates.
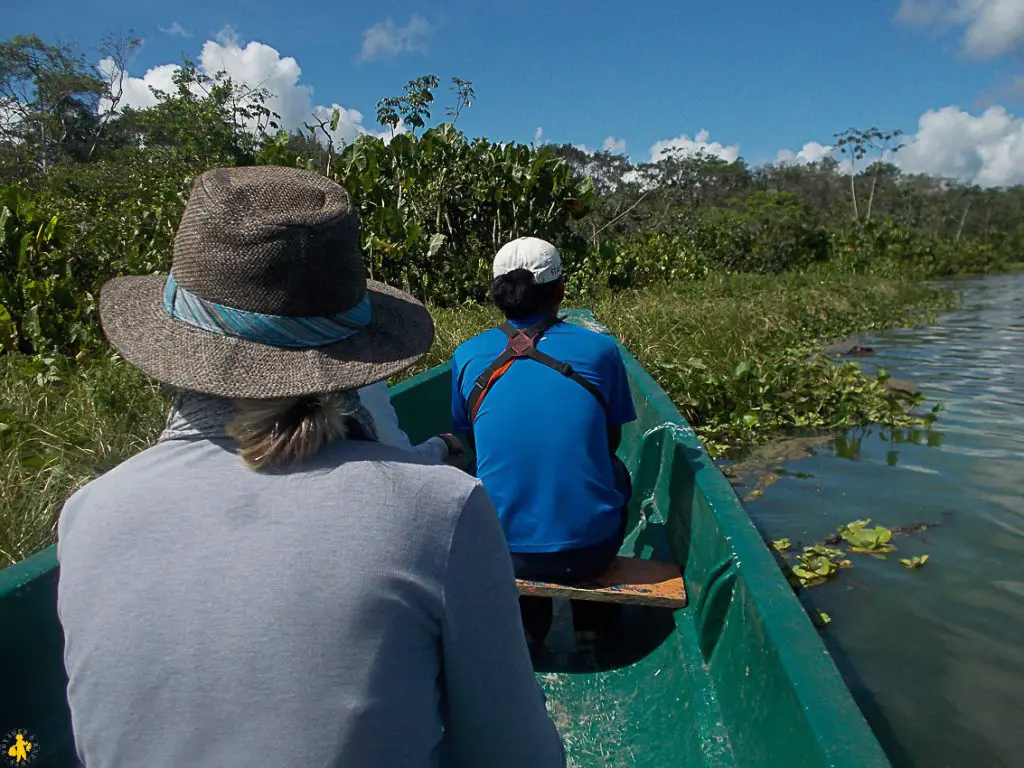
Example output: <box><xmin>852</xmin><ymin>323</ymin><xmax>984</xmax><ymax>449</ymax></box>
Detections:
<box><xmin>0</xmin><ymin>185</ymin><xmax>93</xmax><ymax>355</ymax></box>
<box><xmin>690</xmin><ymin>191</ymin><xmax>830</xmax><ymax>274</ymax></box>
<box><xmin>333</xmin><ymin>126</ymin><xmax>593</xmax><ymax>305</ymax></box>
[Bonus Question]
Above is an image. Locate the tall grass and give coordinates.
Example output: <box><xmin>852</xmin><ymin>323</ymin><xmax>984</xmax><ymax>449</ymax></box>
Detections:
<box><xmin>0</xmin><ymin>355</ymin><xmax>165</xmax><ymax>565</ymax></box>
<box><xmin>0</xmin><ymin>271</ymin><xmax>957</xmax><ymax>568</ymax></box>
<box><xmin>590</xmin><ymin>271</ymin><xmax>955</xmax><ymax>453</ymax></box>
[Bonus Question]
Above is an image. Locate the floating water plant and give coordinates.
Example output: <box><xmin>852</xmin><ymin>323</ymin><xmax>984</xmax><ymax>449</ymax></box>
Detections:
<box><xmin>811</xmin><ymin>611</ymin><xmax>831</xmax><ymax>628</ymax></box>
<box><xmin>900</xmin><ymin>555</ymin><xmax>929</xmax><ymax>569</ymax></box>
<box><xmin>838</xmin><ymin>519</ymin><xmax>896</xmax><ymax>555</ymax></box>
<box><xmin>768</xmin><ymin>516</ymin><xmax>935</xmax><ymax>605</ymax></box>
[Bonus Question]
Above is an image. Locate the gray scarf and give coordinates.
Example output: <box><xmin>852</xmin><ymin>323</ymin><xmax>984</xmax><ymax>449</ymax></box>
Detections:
<box><xmin>159</xmin><ymin>389</ymin><xmax>378</xmax><ymax>443</ymax></box>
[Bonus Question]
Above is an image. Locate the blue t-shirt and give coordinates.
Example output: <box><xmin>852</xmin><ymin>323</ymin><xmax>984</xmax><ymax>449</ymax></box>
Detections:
<box><xmin>451</xmin><ymin>315</ymin><xmax>637</xmax><ymax>553</ymax></box>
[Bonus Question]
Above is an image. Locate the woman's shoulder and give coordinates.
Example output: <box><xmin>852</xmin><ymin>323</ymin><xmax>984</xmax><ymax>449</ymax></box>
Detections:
<box><xmin>322</xmin><ymin>439</ymin><xmax>484</xmax><ymax>508</ymax></box>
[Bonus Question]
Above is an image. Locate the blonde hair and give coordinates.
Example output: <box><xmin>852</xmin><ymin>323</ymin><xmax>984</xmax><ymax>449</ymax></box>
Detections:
<box><xmin>227</xmin><ymin>393</ymin><xmax>365</xmax><ymax>470</ymax></box>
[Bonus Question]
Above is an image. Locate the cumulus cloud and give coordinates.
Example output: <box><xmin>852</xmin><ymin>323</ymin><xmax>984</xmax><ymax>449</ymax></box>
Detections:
<box><xmin>648</xmin><ymin>129</ymin><xmax>740</xmax><ymax>163</ymax></box>
<box><xmin>99</xmin><ymin>28</ymin><xmax>391</xmax><ymax>147</ymax></box>
<box><xmin>534</xmin><ymin>126</ymin><xmax>544</xmax><ymax>144</ymax></box>
<box><xmin>775</xmin><ymin>141</ymin><xmax>833</xmax><ymax>165</ymax></box>
<box><xmin>97</xmin><ymin>56</ymin><xmax>178</xmax><ymax>112</ymax></box>
<box><xmin>160</xmin><ymin>22</ymin><xmax>192</xmax><ymax>38</ymax></box>
<box><xmin>897</xmin><ymin>104</ymin><xmax>1024</xmax><ymax>186</ymax></box>
<box><xmin>602</xmin><ymin>135</ymin><xmax>627</xmax><ymax>154</ymax></box>
<box><xmin>772</xmin><ymin>105</ymin><xmax>1024</xmax><ymax>186</ymax></box>
<box><xmin>359</xmin><ymin>15</ymin><xmax>433</xmax><ymax>61</ymax></box>
<box><xmin>896</xmin><ymin>0</ymin><xmax>1024</xmax><ymax>58</ymax></box>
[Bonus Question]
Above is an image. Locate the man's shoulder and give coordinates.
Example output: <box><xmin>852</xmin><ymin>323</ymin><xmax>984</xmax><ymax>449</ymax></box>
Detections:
<box><xmin>551</xmin><ymin>320</ymin><xmax>620</xmax><ymax>359</ymax></box>
<box><xmin>454</xmin><ymin>326</ymin><xmax>505</xmax><ymax>362</ymax></box>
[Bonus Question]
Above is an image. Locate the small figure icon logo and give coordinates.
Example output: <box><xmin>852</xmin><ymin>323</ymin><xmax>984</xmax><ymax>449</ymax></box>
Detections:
<box><xmin>2</xmin><ymin>730</ymin><xmax>37</xmax><ymax>765</ymax></box>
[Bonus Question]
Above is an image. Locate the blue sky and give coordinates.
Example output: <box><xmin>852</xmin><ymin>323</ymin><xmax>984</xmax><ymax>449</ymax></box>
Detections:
<box><xmin>9</xmin><ymin>1</ymin><xmax>1024</xmax><ymax>184</ymax></box>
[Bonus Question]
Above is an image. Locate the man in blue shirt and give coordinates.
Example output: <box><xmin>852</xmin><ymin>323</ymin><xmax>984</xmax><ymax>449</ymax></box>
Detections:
<box><xmin>451</xmin><ymin>237</ymin><xmax>637</xmax><ymax>645</ymax></box>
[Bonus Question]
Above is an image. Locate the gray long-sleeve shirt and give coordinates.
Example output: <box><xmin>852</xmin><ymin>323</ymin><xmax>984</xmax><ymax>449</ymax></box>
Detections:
<box><xmin>56</xmin><ymin>437</ymin><xmax>565</xmax><ymax>768</ymax></box>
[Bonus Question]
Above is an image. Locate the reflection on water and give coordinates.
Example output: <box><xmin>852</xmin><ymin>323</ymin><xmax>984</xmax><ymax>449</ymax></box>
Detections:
<box><xmin>834</xmin><ymin>426</ymin><xmax>946</xmax><ymax>463</ymax></box>
<box><xmin>743</xmin><ymin>273</ymin><xmax>1024</xmax><ymax>768</ymax></box>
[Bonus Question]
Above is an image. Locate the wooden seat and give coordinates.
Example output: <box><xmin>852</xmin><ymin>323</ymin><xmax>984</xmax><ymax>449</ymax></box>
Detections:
<box><xmin>515</xmin><ymin>556</ymin><xmax>687</xmax><ymax>608</ymax></box>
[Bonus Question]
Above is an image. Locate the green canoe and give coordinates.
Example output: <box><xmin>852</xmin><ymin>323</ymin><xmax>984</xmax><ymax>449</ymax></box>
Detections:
<box><xmin>0</xmin><ymin>310</ymin><xmax>891</xmax><ymax>767</ymax></box>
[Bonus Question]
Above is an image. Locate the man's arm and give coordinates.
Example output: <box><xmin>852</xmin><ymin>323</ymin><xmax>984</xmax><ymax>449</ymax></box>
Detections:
<box><xmin>450</xmin><ymin>357</ymin><xmax>477</xmax><ymax>455</ymax></box>
<box><xmin>604</xmin><ymin>344</ymin><xmax>637</xmax><ymax>455</ymax></box>
<box><xmin>607</xmin><ymin>425</ymin><xmax>622</xmax><ymax>456</ymax></box>
<box><xmin>440</xmin><ymin>485</ymin><xmax>566</xmax><ymax>767</ymax></box>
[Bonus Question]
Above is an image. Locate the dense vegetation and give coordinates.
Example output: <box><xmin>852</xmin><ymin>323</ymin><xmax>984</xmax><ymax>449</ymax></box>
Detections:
<box><xmin>0</xmin><ymin>32</ymin><xmax>1020</xmax><ymax>565</ymax></box>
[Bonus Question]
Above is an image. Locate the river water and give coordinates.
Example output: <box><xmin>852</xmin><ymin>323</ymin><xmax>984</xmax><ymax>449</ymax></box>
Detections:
<box><xmin>742</xmin><ymin>272</ymin><xmax>1024</xmax><ymax>768</ymax></box>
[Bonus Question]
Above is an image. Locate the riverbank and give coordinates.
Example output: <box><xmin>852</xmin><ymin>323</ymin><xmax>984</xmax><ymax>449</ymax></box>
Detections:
<box><xmin>0</xmin><ymin>270</ymin><xmax>958</xmax><ymax>567</ymax></box>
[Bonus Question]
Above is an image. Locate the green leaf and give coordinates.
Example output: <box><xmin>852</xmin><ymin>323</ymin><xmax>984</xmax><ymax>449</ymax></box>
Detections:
<box><xmin>427</xmin><ymin>232</ymin><xmax>447</xmax><ymax>257</ymax></box>
<box><xmin>18</xmin><ymin>232</ymin><xmax>32</xmax><ymax>270</ymax></box>
<box><xmin>0</xmin><ymin>206</ymin><xmax>10</xmax><ymax>246</ymax></box>
<box><xmin>734</xmin><ymin>361</ymin><xmax>750</xmax><ymax>378</ymax></box>
<box><xmin>900</xmin><ymin>555</ymin><xmax>929</xmax><ymax>569</ymax></box>
<box><xmin>43</xmin><ymin>214</ymin><xmax>60</xmax><ymax>243</ymax></box>
<box><xmin>21</xmin><ymin>306</ymin><xmax>41</xmax><ymax>346</ymax></box>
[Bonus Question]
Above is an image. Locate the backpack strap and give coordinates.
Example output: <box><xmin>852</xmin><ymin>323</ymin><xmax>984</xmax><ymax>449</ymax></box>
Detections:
<box><xmin>466</xmin><ymin>316</ymin><xmax>608</xmax><ymax>423</ymax></box>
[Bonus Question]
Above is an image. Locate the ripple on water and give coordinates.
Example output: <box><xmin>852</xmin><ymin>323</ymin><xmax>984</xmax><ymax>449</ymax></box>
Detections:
<box><xmin>743</xmin><ymin>273</ymin><xmax>1024</xmax><ymax>768</ymax></box>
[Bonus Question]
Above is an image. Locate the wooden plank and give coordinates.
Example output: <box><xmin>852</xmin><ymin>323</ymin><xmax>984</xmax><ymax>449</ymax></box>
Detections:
<box><xmin>515</xmin><ymin>556</ymin><xmax>687</xmax><ymax>608</ymax></box>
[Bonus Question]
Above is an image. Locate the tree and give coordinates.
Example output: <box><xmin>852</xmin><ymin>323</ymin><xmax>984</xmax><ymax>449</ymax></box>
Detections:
<box><xmin>375</xmin><ymin>74</ymin><xmax>441</xmax><ymax>137</ymax></box>
<box><xmin>116</xmin><ymin>60</ymin><xmax>279</xmax><ymax>167</ymax></box>
<box><xmin>833</xmin><ymin>126</ymin><xmax>903</xmax><ymax>220</ymax></box>
<box><xmin>0</xmin><ymin>35</ymin><xmax>106</xmax><ymax>171</ymax></box>
<box><xmin>445</xmin><ymin>77</ymin><xmax>475</xmax><ymax>125</ymax></box>
<box><xmin>88</xmin><ymin>32</ymin><xmax>141</xmax><ymax>160</ymax></box>
<box><xmin>303</xmin><ymin>107</ymin><xmax>342</xmax><ymax>176</ymax></box>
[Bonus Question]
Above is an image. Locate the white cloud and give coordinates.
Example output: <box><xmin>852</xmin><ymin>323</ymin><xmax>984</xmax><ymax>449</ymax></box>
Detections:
<box><xmin>896</xmin><ymin>0</ymin><xmax>1024</xmax><ymax>58</ymax></box>
<box><xmin>359</xmin><ymin>15</ymin><xmax>433</xmax><ymax>61</ymax></box>
<box><xmin>772</xmin><ymin>105</ymin><xmax>1024</xmax><ymax>186</ymax></box>
<box><xmin>100</xmin><ymin>29</ymin><xmax>390</xmax><ymax>147</ymax></box>
<box><xmin>602</xmin><ymin>135</ymin><xmax>627</xmax><ymax>154</ymax></box>
<box><xmin>98</xmin><ymin>56</ymin><xmax>178</xmax><ymax>112</ymax></box>
<box><xmin>534</xmin><ymin>126</ymin><xmax>544</xmax><ymax>144</ymax></box>
<box><xmin>897</xmin><ymin>104</ymin><xmax>1024</xmax><ymax>186</ymax></box>
<box><xmin>775</xmin><ymin>141</ymin><xmax>833</xmax><ymax>165</ymax></box>
<box><xmin>159</xmin><ymin>22</ymin><xmax>192</xmax><ymax>38</ymax></box>
<box><xmin>0</xmin><ymin>101</ymin><xmax>22</xmax><ymax>138</ymax></box>
<box><xmin>649</xmin><ymin>129</ymin><xmax>740</xmax><ymax>163</ymax></box>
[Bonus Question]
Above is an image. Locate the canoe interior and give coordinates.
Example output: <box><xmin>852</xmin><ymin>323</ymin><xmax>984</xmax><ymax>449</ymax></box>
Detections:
<box><xmin>0</xmin><ymin>310</ymin><xmax>891</xmax><ymax>767</ymax></box>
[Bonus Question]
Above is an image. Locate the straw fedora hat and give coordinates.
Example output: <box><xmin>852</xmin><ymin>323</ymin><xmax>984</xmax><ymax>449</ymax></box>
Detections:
<box><xmin>99</xmin><ymin>165</ymin><xmax>434</xmax><ymax>399</ymax></box>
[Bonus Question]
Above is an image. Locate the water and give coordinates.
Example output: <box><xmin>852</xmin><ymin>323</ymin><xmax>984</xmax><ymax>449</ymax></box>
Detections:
<box><xmin>742</xmin><ymin>273</ymin><xmax>1024</xmax><ymax>768</ymax></box>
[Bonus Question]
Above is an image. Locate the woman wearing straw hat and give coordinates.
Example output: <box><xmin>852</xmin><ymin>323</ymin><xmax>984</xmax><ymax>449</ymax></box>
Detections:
<box><xmin>55</xmin><ymin>166</ymin><xmax>565</xmax><ymax>768</ymax></box>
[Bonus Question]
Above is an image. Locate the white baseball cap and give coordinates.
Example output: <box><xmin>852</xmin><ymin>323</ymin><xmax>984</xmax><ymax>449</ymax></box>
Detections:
<box><xmin>492</xmin><ymin>237</ymin><xmax>563</xmax><ymax>285</ymax></box>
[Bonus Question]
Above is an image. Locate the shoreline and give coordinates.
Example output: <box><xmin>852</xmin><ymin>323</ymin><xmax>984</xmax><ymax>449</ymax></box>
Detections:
<box><xmin>0</xmin><ymin>270</ymin><xmax>1008</xmax><ymax>568</ymax></box>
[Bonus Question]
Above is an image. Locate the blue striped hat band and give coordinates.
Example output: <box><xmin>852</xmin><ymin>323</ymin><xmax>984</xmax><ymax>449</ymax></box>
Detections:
<box><xmin>162</xmin><ymin>272</ymin><xmax>372</xmax><ymax>349</ymax></box>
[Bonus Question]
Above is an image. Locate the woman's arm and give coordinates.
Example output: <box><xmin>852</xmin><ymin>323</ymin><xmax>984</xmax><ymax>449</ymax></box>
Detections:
<box><xmin>440</xmin><ymin>485</ymin><xmax>566</xmax><ymax>768</ymax></box>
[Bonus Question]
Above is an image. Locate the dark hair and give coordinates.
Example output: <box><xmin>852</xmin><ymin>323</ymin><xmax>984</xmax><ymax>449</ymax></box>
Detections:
<box><xmin>491</xmin><ymin>269</ymin><xmax>563</xmax><ymax>320</ymax></box>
